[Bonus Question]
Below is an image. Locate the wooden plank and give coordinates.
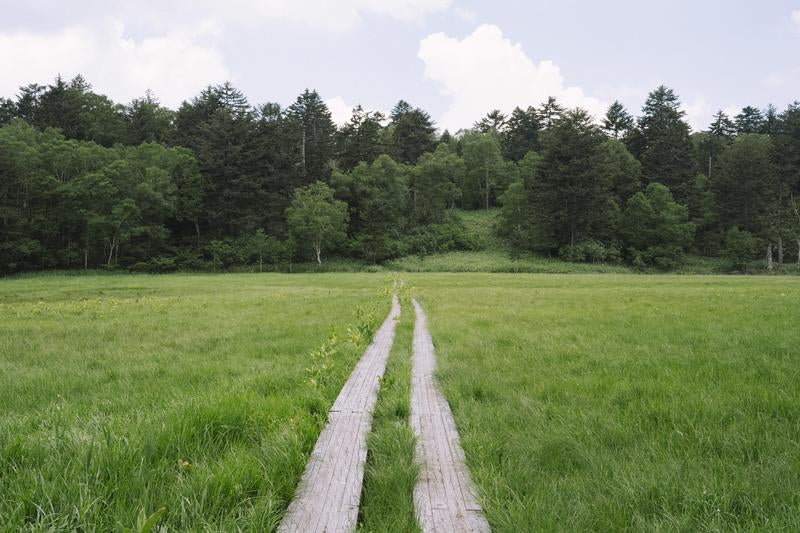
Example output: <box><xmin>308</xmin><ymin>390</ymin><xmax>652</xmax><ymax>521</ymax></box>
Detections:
<box><xmin>411</xmin><ymin>299</ymin><xmax>491</xmax><ymax>533</ymax></box>
<box><xmin>278</xmin><ymin>297</ymin><xmax>400</xmax><ymax>533</ymax></box>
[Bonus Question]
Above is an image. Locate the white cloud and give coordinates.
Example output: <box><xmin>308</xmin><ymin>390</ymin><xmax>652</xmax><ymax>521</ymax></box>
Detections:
<box><xmin>682</xmin><ymin>96</ymin><xmax>710</xmax><ymax>131</ymax></box>
<box><xmin>324</xmin><ymin>96</ymin><xmax>389</xmax><ymax>127</ymax></box>
<box><xmin>0</xmin><ymin>20</ymin><xmax>230</xmax><ymax>107</ymax></box>
<box><xmin>325</xmin><ymin>96</ymin><xmax>354</xmax><ymax>126</ymax></box>
<box><xmin>418</xmin><ymin>24</ymin><xmax>606</xmax><ymax>131</ymax></box>
<box><xmin>682</xmin><ymin>96</ymin><xmax>740</xmax><ymax>131</ymax></box>
<box><xmin>792</xmin><ymin>9</ymin><xmax>800</xmax><ymax>29</ymax></box>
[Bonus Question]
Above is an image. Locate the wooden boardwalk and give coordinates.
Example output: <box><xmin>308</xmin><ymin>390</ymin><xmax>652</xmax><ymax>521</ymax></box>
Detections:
<box><xmin>278</xmin><ymin>297</ymin><xmax>401</xmax><ymax>533</ymax></box>
<box><xmin>411</xmin><ymin>299</ymin><xmax>491</xmax><ymax>533</ymax></box>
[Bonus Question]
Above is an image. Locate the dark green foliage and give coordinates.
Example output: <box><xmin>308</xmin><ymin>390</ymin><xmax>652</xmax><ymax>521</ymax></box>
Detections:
<box><xmin>474</xmin><ymin>109</ymin><xmax>507</xmax><ymax>133</ymax></box>
<box><xmin>620</xmin><ymin>183</ymin><xmax>695</xmax><ymax>268</ymax></box>
<box><xmin>334</xmin><ymin>106</ymin><xmax>385</xmax><ymax>171</ymax></box>
<box><xmin>389</xmin><ymin>100</ymin><xmax>435</xmax><ymax>164</ymax></box>
<box><xmin>287</xmin><ymin>89</ymin><xmax>335</xmax><ymax>181</ymax></box>
<box><xmin>331</xmin><ymin>155</ymin><xmax>408</xmax><ymax>262</ymax></box>
<box><xmin>125</xmin><ymin>91</ymin><xmax>175</xmax><ymax>145</ymax></box>
<box><xmin>735</xmin><ymin>106</ymin><xmax>765</xmax><ymax>134</ymax></box>
<box><xmin>602</xmin><ymin>100</ymin><xmax>634</xmax><ymax>139</ymax></box>
<box><xmin>497</xmin><ymin>178</ymin><xmax>531</xmax><ymax>253</ymax></box>
<box><xmin>538</xmin><ymin>96</ymin><xmax>564</xmax><ymax>128</ymax></box>
<box><xmin>597</xmin><ymin>139</ymin><xmax>641</xmax><ymax>206</ymax></box>
<box><xmin>410</xmin><ymin>144</ymin><xmax>463</xmax><ymax>224</ymax></box>
<box><xmin>724</xmin><ymin>227</ymin><xmax>758</xmax><ymax>271</ymax></box>
<box><xmin>531</xmin><ymin>109</ymin><xmax>612</xmax><ymax>251</ymax></box>
<box><xmin>632</xmin><ymin>86</ymin><xmax>696</xmax><ymax>202</ymax></box>
<box><xmin>713</xmin><ymin>134</ymin><xmax>774</xmax><ymax>234</ymax></box>
<box><xmin>558</xmin><ymin>239</ymin><xmax>620</xmax><ymax>263</ymax></box>
<box><xmin>0</xmin><ymin>97</ymin><xmax>15</xmax><ymax>125</ymax></box>
<box><xmin>2</xmin><ymin>74</ymin><xmax>799</xmax><ymax>274</ymax></box>
<box><xmin>502</xmin><ymin>106</ymin><xmax>541</xmax><ymax>161</ymax></box>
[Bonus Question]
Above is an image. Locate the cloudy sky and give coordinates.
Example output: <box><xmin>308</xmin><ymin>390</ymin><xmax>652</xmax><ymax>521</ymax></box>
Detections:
<box><xmin>2</xmin><ymin>1</ymin><xmax>799</xmax><ymax>131</ymax></box>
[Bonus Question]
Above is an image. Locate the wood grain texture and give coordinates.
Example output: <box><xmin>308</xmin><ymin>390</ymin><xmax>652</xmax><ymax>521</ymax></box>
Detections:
<box><xmin>411</xmin><ymin>299</ymin><xmax>491</xmax><ymax>533</ymax></box>
<box><xmin>278</xmin><ymin>297</ymin><xmax>400</xmax><ymax>533</ymax></box>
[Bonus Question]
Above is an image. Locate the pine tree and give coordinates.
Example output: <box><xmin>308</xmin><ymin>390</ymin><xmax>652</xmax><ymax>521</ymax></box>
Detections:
<box><xmin>390</xmin><ymin>100</ymin><xmax>435</xmax><ymax>164</ymax></box>
<box><xmin>287</xmin><ymin>89</ymin><xmax>335</xmax><ymax>181</ymax></box>
<box><xmin>734</xmin><ymin>106</ymin><xmax>765</xmax><ymax>134</ymax></box>
<box><xmin>602</xmin><ymin>101</ymin><xmax>634</xmax><ymax>139</ymax></box>
<box><xmin>538</xmin><ymin>97</ymin><xmax>564</xmax><ymax>129</ymax></box>
<box><xmin>334</xmin><ymin>105</ymin><xmax>385</xmax><ymax>171</ymax></box>
<box><xmin>474</xmin><ymin>109</ymin><xmax>507</xmax><ymax>133</ymax></box>
<box><xmin>502</xmin><ymin>106</ymin><xmax>540</xmax><ymax>161</ymax></box>
<box><xmin>708</xmin><ymin>110</ymin><xmax>736</xmax><ymax>139</ymax></box>
<box><xmin>125</xmin><ymin>90</ymin><xmax>175</xmax><ymax>145</ymax></box>
<box><xmin>532</xmin><ymin>108</ymin><xmax>612</xmax><ymax>250</ymax></box>
<box><xmin>636</xmin><ymin>85</ymin><xmax>696</xmax><ymax>203</ymax></box>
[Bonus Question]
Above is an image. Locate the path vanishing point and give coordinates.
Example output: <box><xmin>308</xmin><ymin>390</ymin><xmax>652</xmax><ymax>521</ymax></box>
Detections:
<box><xmin>278</xmin><ymin>296</ymin><xmax>490</xmax><ymax>532</ymax></box>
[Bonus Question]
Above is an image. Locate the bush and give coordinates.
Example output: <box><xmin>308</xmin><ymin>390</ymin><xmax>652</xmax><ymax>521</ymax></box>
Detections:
<box><xmin>403</xmin><ymin>221</ymin><xmax>477</xmax><ymax>257</ymax></box>
<box><xmin>620</xmin><ymin>183</ymin><xmax>695</xmax><ymax>269</ymax></box>
<box><xmin>204</xmin><ymin>239</ymin><xmax>246</xmax><ymax>271</ymax></box>
<box><xmin>129</xmin><ymin>256</ymin><xmax>178</xmax><ymax>273</ymax></box>
<box><xmin>559</xmin><ymin>240</ymin><xmax>620</xmax><ymax>263</ymax></box>
<box><xmin>724</xmin><ymin>227</ymin><xmax>758</xmax><ymax>272</ymax></box>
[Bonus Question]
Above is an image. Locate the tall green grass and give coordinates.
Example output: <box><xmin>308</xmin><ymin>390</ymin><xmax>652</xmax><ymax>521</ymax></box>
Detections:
<box><xmin>0</xmin><ymin>273</ymin><xmax>387</xmax><ymax>530</ymax></box>
<box><xmin>357</xmin><ymin>292</ymin><xmax>419</xmax><ymax>532</ymax></box>
<box><xmin>414</xmin><ymin>273</ymin><xmax>800</xmax><ymax>531</ymax></box>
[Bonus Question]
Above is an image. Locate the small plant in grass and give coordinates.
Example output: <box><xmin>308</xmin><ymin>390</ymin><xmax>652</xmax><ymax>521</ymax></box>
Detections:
<box><xmin>124</xmin><ymin>507</ymin><xmax>167</xmax><ymax>533</ymax></box>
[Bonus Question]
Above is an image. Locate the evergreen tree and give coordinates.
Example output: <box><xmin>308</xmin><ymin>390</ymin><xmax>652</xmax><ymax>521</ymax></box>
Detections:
<box><xmin>538</xmin><ymin>97</ymin><xmax>564</xmax><ymax>129</ymax></box>
<box><xmin>635</xmin><ymin>85</ymin><xmax>696</xmax><ymax>202</ymax></box>
<box><xmin>334</xmin><ymin>105</ymin><xmax>385</xmax><ymax>171</ymax></box>
<box><xmin>474</xmin><ymin>109</ymin><xmax>507</xmax><ymax>133</ymax></box>
<box><xmin>714</xmin><ymin>134</ymin><xmax>774</xmax><ymax>235</ymax></box>
<box><xmin>708</xmin><ymin>110</ymin><xmax>736</xmax><ymax>139</ymax></box>
<box><xmin>602</xmin><ymin>100</ymin><xmax>634</xmax><ymax>139</ymax></box>
<box><xmin>286</xmin><ymin>89</ymin><xmax>335</xmax><ymax>181</ymax></box>
<box><xmin>502</xmin><ymin>106</ymin><xmax>541</xmax><ymax>161</ymax></box>
<box><xmin>734</xmin><ymin>106</ymin><xmax>765</xmax><ymax>134</ymax></box>
<box><xmin>390</xmin><ymin>100</ymin><xmax>436</xmax><ymax>164</ymax></box>
<box><xmin>125</xmin><ymin>90</ymin><xmax>175</xmax><ymax>145</ymax></box>
<box><xmin>531</xmin><ymin>108</ymin><xmax>612</xmax><ymax>250</ymax></box>
<box><xmin>0</xmin><ymin>98</ymin><xmax>16</xmax><ymax>125</ymax></box>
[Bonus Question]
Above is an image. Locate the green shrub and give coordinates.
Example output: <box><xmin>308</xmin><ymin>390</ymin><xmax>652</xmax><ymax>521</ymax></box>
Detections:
<box><xmin>559</xmin><ymin>240</ymin><xmax>620</xmax><ymax>263</ymax></box>
<box><xmin>724</xmin><ymin>227</ymin><xmax>758</xmax><ymax>272</ymax></box>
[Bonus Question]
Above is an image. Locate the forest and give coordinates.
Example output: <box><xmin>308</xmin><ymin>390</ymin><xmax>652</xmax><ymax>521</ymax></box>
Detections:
<box><xmin>1</xmin><ymin>75</ymin><xmax>799</xmax><ymax>274</ymax></box>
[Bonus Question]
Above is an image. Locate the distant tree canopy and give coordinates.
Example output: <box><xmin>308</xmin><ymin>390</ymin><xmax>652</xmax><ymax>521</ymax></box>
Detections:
<box><xmin>1</xmin><ymin>75</ymin><xmax>799</xmax><ymax>273</ymax></box>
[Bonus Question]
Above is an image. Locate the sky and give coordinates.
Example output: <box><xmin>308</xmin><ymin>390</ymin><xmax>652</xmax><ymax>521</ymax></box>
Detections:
<box><xmin>1</xmin><ymin>1</ymin><xmax>799</xmax><ymax>131</ymax></box>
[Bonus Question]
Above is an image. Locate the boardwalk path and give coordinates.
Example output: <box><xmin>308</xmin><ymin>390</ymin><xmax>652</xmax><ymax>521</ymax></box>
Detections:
<box><xmin>278</xmin><ymin>296</ymin><xmax>400</xmax><ymax>533</ymax></box>
<box><xmin>411</xmin><ymin>299</ymin><xmax>491</xmax><ymax>532</ymax></box>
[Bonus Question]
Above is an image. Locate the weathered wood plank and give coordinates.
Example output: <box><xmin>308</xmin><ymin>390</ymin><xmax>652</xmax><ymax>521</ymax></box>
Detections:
<box><xmin>411</xmin><ymin>299</ymin><xmax>491</xmax><ymax>533</ymax></box>
<box><xmin>278</xmin><ymin>297</ymin><xmax>400</xmax><ymax>533</ymax></box>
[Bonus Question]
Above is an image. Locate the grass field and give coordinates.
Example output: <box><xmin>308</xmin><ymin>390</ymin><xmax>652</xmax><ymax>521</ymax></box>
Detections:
<box><xmin>2</xmin><ymin>272</ymin><xmax>799</xmax><ymax>531</ymax></box>
<box><xmin>0</xmin><ymin>273</ymin><xmax>388</xmax><ymax>530</ymax></box>
<box><xmin>414</xmin><ymin>273</ymin><xmax>800</xmax><ymax>531</ymax></box>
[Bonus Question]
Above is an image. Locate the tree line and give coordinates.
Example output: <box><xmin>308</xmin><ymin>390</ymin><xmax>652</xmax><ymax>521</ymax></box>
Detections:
<box><xmin>1</xmin><ymin>75</ymin><xmax>798</xmax><ymax>274</ymax></box>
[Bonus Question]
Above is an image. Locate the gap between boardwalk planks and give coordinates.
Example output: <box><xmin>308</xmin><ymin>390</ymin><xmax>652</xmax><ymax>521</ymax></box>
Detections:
<box><xmin>278</xmin><ymin>296</ymin><xmax>400</xmax><ymax>533</ymax></box>
<box><xmin>411</xmin><ymin>299</ymin><xmax>491</xmax><ymax>533</ymax></box>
